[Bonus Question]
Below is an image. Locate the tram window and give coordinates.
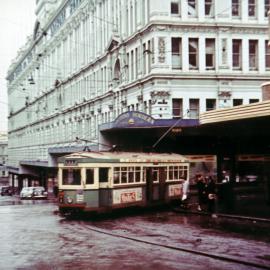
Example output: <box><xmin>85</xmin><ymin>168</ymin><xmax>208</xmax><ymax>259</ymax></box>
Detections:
<box><xmin>173</xmin><ymin>166</ymin><xmax>179</xmax><ymax>179</ymax></box>
<box><xmin>153</xmin><ymin>168</ymin><xmax>159</xmax><ymax>182</ymax></box>
<box><xmin>135</xmin><ymin>167</ymin><xmax>141</xmax><ymax>182</ymax></box>
<box><xmin>62</xmin><ymin>169</ymin><xmax>81</xmax><ymax>185</ymax></box>
<box><xmin>119</xmin><ymin>167</ymin><xmax>127</xmax><ymax>183</ymax></box>
<box><xmin>181</xmin><ymin>168</ymin><xmax>188</xmax><ymax>180</ymax></box>
<box><xmin>169</xmin><ymin>168</ymin><xmax>174</xmax><ymax>180</ymax></box>
<box><xmin>113</xmin><ymin>168</ymin><xmax>120</xmax><ymax>184</ymax></box>
<box><xmin>86</xmin><ymin>169</ymin><xmax>94</xmax><ymax>184</ymax></box>
<box><xmin>99</xmin><ymin>168</ymin><xmax>109</xmax><ymax>183</ymax></box>
<box><xmin>128</xmin><ymin>167</ymin><xmax>134</xmax><ymax>183</ymax></box>
<box><xmin>165</xmin><ymin>168</ymin><xmax>168</xmax><ymax>180</ymax></box>
<box><xmin>143</xmin><ymin>168</ymin><xmax>146</xmax><ymax>182</ymax></box>
<box><xmin>114</xmin><ymin>167</ymin><xmax>142</xmax><ymax>184</ymax></box>
<box><xmin>122</xmin><ymin>171</ymin><xmax>127</xmax><ymax>183</ymax></box>
<box><xmin>168</xmin><ymin>166</ymin><xmax>187</xmax><ymax>180</ymax></box>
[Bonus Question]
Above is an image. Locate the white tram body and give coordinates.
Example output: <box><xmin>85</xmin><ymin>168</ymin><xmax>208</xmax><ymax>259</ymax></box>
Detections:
<box><xmin>58</xmin><ymin>152</ymin><xmax>189</xmax><ymax>215</ymax></box>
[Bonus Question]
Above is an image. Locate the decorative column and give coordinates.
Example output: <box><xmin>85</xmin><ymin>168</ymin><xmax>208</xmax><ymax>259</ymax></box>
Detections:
<box><xmin>258</xmin><ymin>37</ymin><xmax>265</xmax><ymax>73</ymax></box>
<box><xmin>199</xmin><ymin>37</ymin><xmax>205</xmax><ymax>72</ymax></box>
<box><xmin>182</xmin><ymin>35</ymin><xmax>189</xmax><ymax>72</ymax></box>
<box><xmin>242</xmin><ymin>38</ymin><xmax>249</xmax><ymax>73</ymax></box>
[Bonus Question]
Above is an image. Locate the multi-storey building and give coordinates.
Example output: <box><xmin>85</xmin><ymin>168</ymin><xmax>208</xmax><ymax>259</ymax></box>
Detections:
<box><xmin>6</xmin><ymin>0</ymin><xmax>270</xmax><ymax>188</ymax></box>
<box><xmin>0</xmin><ymin>132</ymin><xmax>8</xmax><ymax>184</ymax></box>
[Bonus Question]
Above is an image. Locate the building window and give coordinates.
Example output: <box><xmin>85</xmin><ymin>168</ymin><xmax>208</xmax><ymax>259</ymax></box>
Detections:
<box><xmin>189</xmin><ymin>99</ymin><xmax>199</xmax><ymax>118</ymax></box>
<box><xmin>172</xmin><ymin>98</ymin><xmax>183</xmax><ymax>118</ymax></box>
<box><xmin>265</xmin><ymin>41</ymin><xmax>270</xmax><ymax>69</ymax></box>
<box><xmin>232</xmin><ymin>39</ymin><xmax>242</xmax><ymax>70</ymax></box>
<box><xmin>188</xmin><ymin>0</ymin><xmax>197</xmax><ymax>17</ymax></box>
<box><xmin>189</xmin><ymin>38</ymin><xmax>199</xmax><ymax>70</ymax></box>
<box><xmin>171</xmin><ymin>37</ymin><xmax>182</xmax><ymax>69</ymax></box>
<box><xmin>249</xmin><ymin>99</ymin><xmax>259</xmax><ymax>103</ymax></box>
<box><xmin>249</xmin><ymin>40</ymin><xmax>258</xmax><ymax>70</ymax></box>
<box><xmin>142</xmin><ymin>43</ymin><xmax>146</xmax><ymax>74</ymax></box>
<box><xmin>126</xmin><ymin>53</ymin><xmax>130</xmax><ymax>80</ymax></box>
<box><xmin>171</xmin><ymin>2</ymin><xmax>180</xmax><ymax>15</ymax></box>
<box><xmin>205</xmin><ymin>0</ymin><xmax>214</xmax><ymax>17</ymax></box>
<box><xmin>131</xmin><ymin>50</ymin><xmax>134</xmax><ymax>80</ymax></box>
<box><xmin>206</xmin><ymin>99</ymin><xmax>216</xmax><ymax>111</ymax></box>
<box><xmin>114</xmin><ymin>59</ymin><xmax>121</xmax><ymax>84</ymax></box>
<box><xmin>232</xmin><ymin>0</ymin><xmax>240</xmax><ymax>17</ymax></box>
<box><xmin>265</xmin><ymin>0</ymin><xmax>270</xmax><ymax>16</ymax></box>
<box><xmin>233</xmin><ymin>99</ymin><xmax>243</xmax><ymax>106</ymax></box>
<box><xmin>248</xmin><ymin>0</ymin><xmax>256</xmax><ymax>17</ymax></box>
<box><xmin>205</xmin><ymin>39</ymin><xmax>215</xmax><ymax>70</ymax></box>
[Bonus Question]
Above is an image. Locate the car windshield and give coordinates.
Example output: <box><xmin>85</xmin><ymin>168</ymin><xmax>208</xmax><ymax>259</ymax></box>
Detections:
<box><xmin>34</xmin><ymin>187</ymin><xmax>44</xmax><ymax>191</ymax></box>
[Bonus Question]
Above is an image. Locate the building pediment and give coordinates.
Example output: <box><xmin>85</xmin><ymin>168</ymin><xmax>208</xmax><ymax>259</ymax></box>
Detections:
<box><xmin>106</xmin><ymin>36</ymin><xmax>120</xmax><ymax>52</ymax></box>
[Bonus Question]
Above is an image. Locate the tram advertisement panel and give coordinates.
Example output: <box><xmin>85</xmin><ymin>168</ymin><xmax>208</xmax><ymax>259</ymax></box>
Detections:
<box><xmin>113</xmin><ymin>188</ymin><xmax>143</xmax><ymax>204</ymax></box>
<box><xmin>168</xmin><ymin>184</ymin><xmax>182</xmax><ymax>197</ymax></box>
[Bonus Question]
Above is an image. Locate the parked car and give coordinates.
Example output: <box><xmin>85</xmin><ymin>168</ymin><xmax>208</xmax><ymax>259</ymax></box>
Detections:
<box><xmin>1</xmin><ymin>186</ymin><xmax>13</xmax><ymax>196</ymax></box>
<box><xmin>20</xmin><ymin>186</ymin><xmax>48</xmax><ymax>200</ymax></box>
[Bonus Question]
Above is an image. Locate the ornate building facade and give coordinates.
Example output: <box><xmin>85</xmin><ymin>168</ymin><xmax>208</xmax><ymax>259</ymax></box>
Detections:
<box><xmin>6</xmin><ymin>0</ymin><xmax>270</xmax><ymax>187</ymax></box>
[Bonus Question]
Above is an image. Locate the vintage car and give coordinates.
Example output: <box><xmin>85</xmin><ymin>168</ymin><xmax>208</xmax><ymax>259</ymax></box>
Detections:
<box><xmin>0</xmin><ymin>186</ymin><xmax>13</xmax><ymax>196</ymax></box>
<box><xmin>20</xmin><ymin>187</ymin><xmax>48</xmax><ymax>199</ymax></box>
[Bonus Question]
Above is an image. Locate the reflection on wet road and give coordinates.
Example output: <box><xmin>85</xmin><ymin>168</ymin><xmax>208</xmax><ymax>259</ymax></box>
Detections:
<box><xmin>0</xmin><ymin>202</ymin><xmax>269</xmax><ymax>270</ymax></box>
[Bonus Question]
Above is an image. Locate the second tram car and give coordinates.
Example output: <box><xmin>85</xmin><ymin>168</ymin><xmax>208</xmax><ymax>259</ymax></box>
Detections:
<box><xmin>58</xmin><ymin>152</ymin><xmax>189</xmax><ymax>216</ymax></box>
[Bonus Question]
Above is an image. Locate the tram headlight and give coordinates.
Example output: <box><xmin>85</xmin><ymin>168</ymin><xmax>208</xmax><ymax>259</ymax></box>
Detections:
<box><xmin>67</xmin><ymin>196</ymin><xmax>73</xmax><ymax>204</ymax></box>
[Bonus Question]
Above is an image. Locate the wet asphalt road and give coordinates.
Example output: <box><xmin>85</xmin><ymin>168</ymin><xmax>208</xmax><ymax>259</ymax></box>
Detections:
<box><xmin>0</xmin><ymin>196</ymin><xmax>270</xmax><ymax>270</ymax></box>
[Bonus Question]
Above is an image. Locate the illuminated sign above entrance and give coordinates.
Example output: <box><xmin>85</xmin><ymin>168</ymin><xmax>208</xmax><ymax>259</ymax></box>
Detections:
<box><xmin>114</xmin><ymin>111</ymin><xmax>155</xmax><ymax>128</ymax></box>
<box><xmin>99</xmin><ymin>111</ymin><xmax>199</xmax><ymax>131</ymax></box>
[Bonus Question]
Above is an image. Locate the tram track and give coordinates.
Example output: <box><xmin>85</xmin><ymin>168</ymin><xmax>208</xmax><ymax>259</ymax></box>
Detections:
<box><xmin>83</xmin><ymin>224</ymin><xmax>270</xmax><ymax>270</ymax></box>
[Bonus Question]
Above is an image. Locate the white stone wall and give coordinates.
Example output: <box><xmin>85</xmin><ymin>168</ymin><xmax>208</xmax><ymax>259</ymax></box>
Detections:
<box><xmin>6</xmin><ymin>0</ymin><xmax>269</xmax><ymax>167</ymax></box>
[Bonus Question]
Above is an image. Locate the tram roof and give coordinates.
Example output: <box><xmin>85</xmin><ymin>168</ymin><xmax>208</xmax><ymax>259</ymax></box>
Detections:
<box><xmin>58</xmin><ymin>151</ymin><xmax>189</xmax><ymax>164</ymax></box>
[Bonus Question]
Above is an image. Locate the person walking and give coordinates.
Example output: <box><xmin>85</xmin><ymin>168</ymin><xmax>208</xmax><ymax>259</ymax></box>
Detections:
<box><xmin>180</xmin><ymin>179</ymin><xmax>190</xmax><ymax>209</ymax></box>
<box><xmin>53</xmin><ymin>185</ymin><xmax>59</xmax><ymax>198</ymax></box>
<box><xmin>196</xmin><ymin>174</ymin><xmax>206</xmax><ymax>211</ymax></box>
<box><xmin>205</xmin><ymin>176</ymin><xmax>217</xmax><ymax>215</ymax></box>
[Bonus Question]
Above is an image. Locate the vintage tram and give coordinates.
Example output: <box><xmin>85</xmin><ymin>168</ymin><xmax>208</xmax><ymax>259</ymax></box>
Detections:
<box><xmin>58</xmin><ymin>151</ymin><xmax>189</xmax><ymax>216</ymax></box>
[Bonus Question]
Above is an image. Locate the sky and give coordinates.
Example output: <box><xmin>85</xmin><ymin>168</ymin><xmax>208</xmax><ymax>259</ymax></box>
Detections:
<box><xmin>0</xmin><ymin>0</ymin><xmax>36</xmax><ymax>132</ymax></box>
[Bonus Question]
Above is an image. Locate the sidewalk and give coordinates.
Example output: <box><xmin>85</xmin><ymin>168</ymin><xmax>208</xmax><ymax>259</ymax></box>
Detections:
<box><xmin>182</xmin><ymin>190</ymin><xmax>270</xmax><ymax>223</ymax></box>
<box><xmin>174</xmin><ymin>205</ymin><xmax>270</xmax><ymax>224</ymax></box>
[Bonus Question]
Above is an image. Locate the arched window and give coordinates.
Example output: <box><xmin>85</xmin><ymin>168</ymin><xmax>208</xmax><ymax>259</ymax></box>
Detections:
<box><xmin>114</xmin><ymin>59</ymin><xmax>121</xmax><ymax>84</ymax></box>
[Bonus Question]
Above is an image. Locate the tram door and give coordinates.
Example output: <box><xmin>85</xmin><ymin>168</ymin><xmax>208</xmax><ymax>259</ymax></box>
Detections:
<box><xmin>145</xmin><ymin>168</ymin><xmax>153</xmax><ymax>202</ymax></box>
<box><xmin>145</xmin><ymin>167</ymin><xmax>166</xmax><ymax>202</ymax></box>
<box><xmin>158</xmin><ymin>167</ymin><xmax>166</xmax><ymax>201</ymax></box>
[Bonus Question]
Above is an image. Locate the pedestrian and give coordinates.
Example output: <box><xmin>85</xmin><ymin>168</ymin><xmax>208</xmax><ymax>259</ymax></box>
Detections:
<box><xmin>180</xmin><ymin>179</ymin><xmax>189</xmax><ymax>209</ymax></box>
<box><xmin>196</xmin><ymin>174</ymin><xmax>206</xmax><ymax>211</ymax></box>
<box><xmin>53</xmin><ymin>185</ymin><xmax>59</xmax><ymax>198</ymax></box>
<box><xmin>205</xmin><ymin>176</ymin><xmax>217</xmax><ymax>215</ymax></box>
